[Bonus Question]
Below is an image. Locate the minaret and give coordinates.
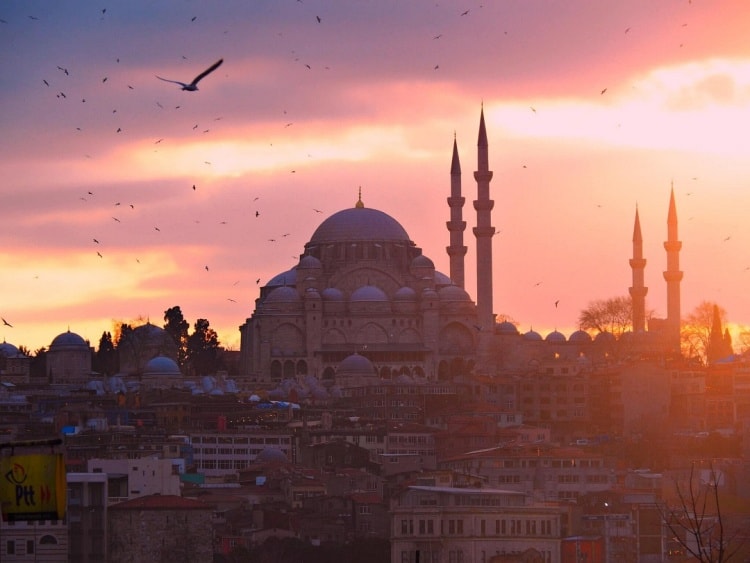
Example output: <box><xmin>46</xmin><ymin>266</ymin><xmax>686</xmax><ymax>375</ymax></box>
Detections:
<box><xmin>473</xmin><ymin>107</ymin><xmax>495</xmax><ymax>331</ymax></box>
<box><xmin>629</xmin><ymin>205</ymin><xmax>648</xmax><ymax>332</ymax></box>
<box><xmin>663</xmin><ymin>186</ymin><xmax>683</xmax><ymax>352</ymax></box>
<box><xmin>446</xmin><ymin>134</ymin><xmax>467</xmax><ymax>288</ymax></box>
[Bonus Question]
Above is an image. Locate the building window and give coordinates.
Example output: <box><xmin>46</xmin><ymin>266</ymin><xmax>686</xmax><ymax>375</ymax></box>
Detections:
<box><xmin>7</xmin><ymin>541</ymin><xmax>15</xmax><ymax>555</ymax></box>
<box><xmin>27</xmin><ymin>540</ymin><xmax>34</xmax><ymax>554</ymax></box>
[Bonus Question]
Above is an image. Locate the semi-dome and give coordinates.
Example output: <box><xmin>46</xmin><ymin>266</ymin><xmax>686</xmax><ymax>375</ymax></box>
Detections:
<box><xmin>50</xmin><ymin>330</ymin><xmax>88</xmax><ymax>348</ymax></box>
<box><xmin>411</xmin><ymin>254</ymin><xmax>435</xmax><ymax>269</ymax></box>
<box><xmin>298</xmin><ymin>255</ymin><xmax>322</xmax><ymax>269</ymax></box>
<box><xmin>143</xmin><ymin>356</ymin><xmax>181</xmax><ymax>375</ymax></box>
<box><xmin>266</xmin><ymin>267</ymin><xmax>297</xmax><ymax>287</ymax></box>
<box><xmin>545</xmin><ymin>330</ymin><xmax>566</xmax><ymax>343</ymax></box>
<box><xmin>438</xmin><ymin>285</ymin><xmax>472</xmax><ymax>302</ymax></box>
<box><xmin>394</xmin><ymin>286</ymin><xmax>417</xmax><ymax>301</ymax></box>
<box><xmin>321</xmin><ymin>287</ymin><xmax>344</xmax><ymax>301</ymax></box>
<box><xmin>350</xmin><ymin>285</ymin><xmax>388</xmax><ymax>302</ymax></box>
<box><xmin>434</xmin><ymin>271</ymin><xmax>452</xmax><ymax>285</ymax></box>
<box><xmin>309</xmin><ymin>206</ymin><xmax>411</xmax><ymax>244</ymax></box>
<box><xmin>265</xmin><ymin>286</ymin><xmax>301</xmax><ymax>303</ymax></box>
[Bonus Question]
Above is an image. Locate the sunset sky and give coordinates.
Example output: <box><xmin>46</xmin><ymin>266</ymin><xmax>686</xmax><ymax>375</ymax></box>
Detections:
<box><xmin>2</xmin><ymin>1</ymin><xmax>750</xmax><ymax>353</ymax></box>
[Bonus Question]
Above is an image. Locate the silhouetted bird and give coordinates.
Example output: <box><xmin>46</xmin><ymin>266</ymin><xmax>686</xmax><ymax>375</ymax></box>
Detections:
<box><xmin>156</xmin><ymin>58</ymin><xmax>224</xmax><ymax>91</ymax></box>
<box><xmin>2</xmin><ymin>317</ymin><xmax>12</xmax><ymax>327</ymax></box>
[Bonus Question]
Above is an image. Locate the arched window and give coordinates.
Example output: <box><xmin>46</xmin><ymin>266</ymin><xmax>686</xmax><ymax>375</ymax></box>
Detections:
<box><xmin>39</xmin><ymin>535</ymin><xmax>58</xmax><ymax>545</ymax></box>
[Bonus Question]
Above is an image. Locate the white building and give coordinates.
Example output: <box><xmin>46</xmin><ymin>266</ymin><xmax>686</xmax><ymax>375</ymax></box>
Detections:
<box><xmin>87</xmin><ymin>457</ymin><xmax>181</xmax><ymax>503</ymax></box>
<box><xmin>391</xmin><ymin>485</ymin><xmax>569</xmax><ymax>563</ymax></box>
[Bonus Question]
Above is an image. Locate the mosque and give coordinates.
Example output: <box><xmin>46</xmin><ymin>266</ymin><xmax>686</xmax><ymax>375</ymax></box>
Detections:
<box><xmin>238</xmin><ymin>109</ymin><xmax>684</xmax><ymax>386</ymax></box>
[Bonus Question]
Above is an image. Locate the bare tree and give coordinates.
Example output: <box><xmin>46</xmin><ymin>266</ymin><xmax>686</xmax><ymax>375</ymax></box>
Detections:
<box><xmin>681</xmin><ymin>301</ymin><xmax>727</xmax><ymax>364</ymax></box>
<box><xmin>662</xmin><ymin>464</ymin><xmax>743</xmax><ymax>562</ymax></box>
<box><xmin>578</xmin><ymin>296</ymin><xmax>633</xmax><ymax>338</ymax></box>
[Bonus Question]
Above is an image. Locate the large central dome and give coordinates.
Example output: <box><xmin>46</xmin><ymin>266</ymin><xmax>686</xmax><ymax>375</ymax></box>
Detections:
<box><xmin>309</xmin><ymin>206</ymin><xmax>411</xmax><ymax>244</ymax></box>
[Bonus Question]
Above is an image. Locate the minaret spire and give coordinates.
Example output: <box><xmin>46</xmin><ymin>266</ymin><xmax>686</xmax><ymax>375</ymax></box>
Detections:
<box><xmin>629</xmin><ymin>205</ymin><xmax>648</xmax><ymax>332</ymax></box>
<box><xmin>473</xmin><ymin>107</ymin><xmax>495</xmax><ymax>332</ymax></box>
<box><xmin>663</xmin><ymin>185</ymin><xmax>683</xmax><ymax>353</ymax></box>
<box><xmin>446</xmin><ymin>134</ymin><xmax>467</xmax><ymax>288</ymax></box>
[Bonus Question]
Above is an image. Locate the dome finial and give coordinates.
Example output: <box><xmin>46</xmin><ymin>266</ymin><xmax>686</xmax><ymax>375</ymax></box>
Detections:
<box><xmin>355</xmin><ymin>186</ymin><xmax>364</xmax><ymax>208</ymax></box>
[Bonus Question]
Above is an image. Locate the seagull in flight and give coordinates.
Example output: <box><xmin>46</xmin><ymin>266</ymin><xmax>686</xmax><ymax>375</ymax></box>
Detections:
<box><xmin>2</xmin><ymin>317</ymin><xmax>12</xmax><ymax>327</ymax></box>
<box><xmin>156</xmin><ymin>58</ymin><xmax>224</xmax><ymax>91</ymax></box>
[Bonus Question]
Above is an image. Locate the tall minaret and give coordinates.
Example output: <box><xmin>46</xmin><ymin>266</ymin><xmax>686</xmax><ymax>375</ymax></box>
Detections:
<box><xmin>629</xmin><ymin>206</ymin><xmax>648</xmax><ymax>332</ymax></box>
<box><xmin>663</xmin><ymin>186</ymin><xmax>683</xmax><ymax>352</ymax></box>
<box><xmin>446</xmin><ymin>135</ymin><xmax>467</xmax><ymax>288</ymax></box>
<box><xmin>473</xmin><ymin>107</ymin><xmax>495</xmax><ymax>330</ymax></box>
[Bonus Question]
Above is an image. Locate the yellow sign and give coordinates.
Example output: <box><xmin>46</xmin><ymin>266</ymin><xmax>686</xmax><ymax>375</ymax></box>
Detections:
<box><xmin>0</xmin><ymin>453</ymin><xmax>66</xmax><ymax>521</ymax></box>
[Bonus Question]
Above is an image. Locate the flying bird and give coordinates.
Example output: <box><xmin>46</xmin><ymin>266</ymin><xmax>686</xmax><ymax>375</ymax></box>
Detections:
<box><xmin>2</xmin><ymin>317</ymin><xmax>12</xmax><ymax>327</ymax></box>
<box><xmin>156</xmin><ymin>58</ymin><xmax>224</xmax><ymax>91</ymax></box>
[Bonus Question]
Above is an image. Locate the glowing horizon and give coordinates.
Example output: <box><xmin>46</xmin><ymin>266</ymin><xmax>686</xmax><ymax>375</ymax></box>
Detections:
<box><xmin>2</xmin><ymin>1</ymin><xmax>750</xmax><ymax>354</ymax></box>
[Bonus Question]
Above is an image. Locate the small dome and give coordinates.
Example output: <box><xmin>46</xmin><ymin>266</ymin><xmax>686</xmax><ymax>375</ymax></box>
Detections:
<box><xmin>395</xmin><ymin>373</ymin><xmax>414</xmax><ymax>384</ymax></box>
<box><xmin>321</xmin><ymin>287</ymin><xmax>344</xmax><ymax>301</ymax></box>
<box><xmin>304</xmin><ymin>287</ymin><xmax>321</xmax><ymax>299</ymax></box>
<box><xmin>266</xmin><ymin>267</ymin><xmax>297</xmax><ymax>287</ymax></box>
<box><xmin>265</xmin><ymin>286</ymin><xmax>301</xmax><ymax>303</ymax></box>
<box><xmin>132</xmin><ymin>322</ymin><xmax>173</xmax><ymax>343</ymax></box>
<box><xmin>595</xmin><ymin>331</ymin><xmax>615</xmax><ymax>343</ymax></box>
<box><xmin>569</xmin><ymin>330</ymin><xmax>593</xmax><ymax>343</ymax></box>
<box><xmin>394</xmin><ymin>287</ymin><xmax>417</xmax><ymax>301</ymax></box>
<box><xmin>0</xmin><ymin>342</ymin><xmax>21</xmax><ymax>357</ymax></box>
<box><xmin>411</xmin><ymin>254</ymin><xmax>434</xmax><ymax>269</ymax></box>
<box><xmin>298</xmin><ymin>255</ymin><xmax>322</xmax><ymax>269</ymax></box>
<box><xmin>497</xmin><ymin>321</ymin><xmax>519</xmax><ymax>335</ymax></box>
<box><xmin>256</xmin><ymin>447</ymin><xmax>289</xmax><ymax>464</ymax></box>
<box><xmin>422</xmin><ymin>288</ymin><xmax>438</xmax><ymax>299</ymax></box>
<box><xmin>337</xmin><ymin>353</ymin><xmax>376</xmax><ymax>377</ymax></box>
<box><xmin>50</xmin><ymin>330</ymin><xmax>88</xmax><ymax>348</ymax></box>
<box><xmin>523</xmin><ymin>330</ymin><xmax>543</xmax><ymax>341</ymax></box>
<box><xmin>545</xmin><ymin>330</ymin><xmax>566</xmax><ymax>343</ymax></box>
<box><xmin>438</xmin><ymin>285</ymin><xmax>471</xmax><ymax>302</ymax></box>
<box><xmin>143</xmin><ymin>356</ymin><xmax>181</xmax><ymax>375</ymax></box>
<box><xmin>350</xmin><ymin>285</ymin><xmax>387</xmax><ymax>302</ymax></box>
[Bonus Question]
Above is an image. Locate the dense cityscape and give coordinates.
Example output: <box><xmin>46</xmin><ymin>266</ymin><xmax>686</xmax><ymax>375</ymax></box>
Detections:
<box><xmin>3</xmin><ymin>3</ymin><xmax>750</xmax><ymax>562</ymax></box>
<box><xmin>2</xmin><ymin>111</ymin><xmax>749</xmax><ymax>562</ymax></box>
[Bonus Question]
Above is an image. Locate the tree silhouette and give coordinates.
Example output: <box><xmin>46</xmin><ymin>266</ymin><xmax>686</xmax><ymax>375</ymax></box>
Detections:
<box><xmin>681</xmin><ymin>301</ymin><xmax>728</xmax><ymax>365</ymax></box>
<box><xmin>662</xmin><ymin>463</ymin><xmax>744</xmax><ymax>562</ymax></box>
<box><xmin>30</xmin><ymin>347</ymin><xmax>47</xmax><ymax>379</ymax></box>
<box><xmin>186</xmin><ymin>318</ymin><xmax>221</xmax><ymax>376</ymax></box>
<box><xmin>578</xmin><ymin>296</ymin><xmax>633</xmax><ymax>338</ymax></box>
<box><xmin>164</xmin><ymin>305</ymin><xmax>189</xmax><ymax>370</ymax></box>
<box><xmin>94</xmin><ymin>331</ymin><xmax>117</xmax><ymax>375</ymax></box>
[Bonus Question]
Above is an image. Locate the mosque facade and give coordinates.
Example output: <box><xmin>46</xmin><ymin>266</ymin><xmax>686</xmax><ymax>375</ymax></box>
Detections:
<box><xmin>239</xmin><ymin>108</ymin><xmax>684</xmax><ymax>386</ymax></box>
<box><xmin>238</xmin><ymin>192</ymin><xmax>480</xmax><ymax>384</ymax></box>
